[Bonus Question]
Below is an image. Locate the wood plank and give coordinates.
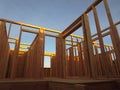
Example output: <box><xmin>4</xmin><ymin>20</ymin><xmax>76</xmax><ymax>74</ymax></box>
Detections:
<box><xmin>92</xmin><ymin>6</ymin><xmax>111</xmax><ymax>77</ymax></box>
<box><xmin>0</xmin><ymin>22</ymin><xmax>10</xmax><ymax>79</ymax></box>
<box><xmin>82</xmin><ymin>14</ymin><xmax>96</xmax><ymax>78</ymax></box>
<box><xmin>94</xmin><ymin>45</ymin><xmax>103</xmax><ymax>77</ymax></box>
<box><xmin>71</xmin><ymin>36</ymin><xmax>75</xmax><ymax>76</ymax></box>
<box><xmin>8</xmin><ymin>23</ymin><xmax>12</xmax><ymax>37</ymax></box>
<box><xmin>61</xmin><ymin>0</ymin><xmax>103</xmax><ymax>38</ymax></box>
<box><xmin>24</xmin><ymin>29</ymin><xmax>45</xmax><ymax>78</ymax></box>
<box><xmin>104</xmin><ymin>0</ymin><xmax>120</xmax><ymax>73</ymax></box>
<box><xmin>10</xmin><ymin>26</ymin><xmax>22</xmax><ymax>78</ymax></box>
<box><xmin>77</xmin><ymin>40</ymin><xmax>84</xmax><ymax>77</ymax></box>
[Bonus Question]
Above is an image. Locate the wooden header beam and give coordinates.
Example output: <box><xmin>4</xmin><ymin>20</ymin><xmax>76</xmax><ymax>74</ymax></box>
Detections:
<box><xmin>22</xmin><ymin>28</ymin><xmax>39</xmax><ymax>34</ymax></box>
<box><xmin>10</xmin><ymin>49</ymin><xmax>55</xmax><ymax>56</ymax></box>
<box><xmin>0</xmin><ymin>18</ymin><xmax>60</xmax><ymax>34</ymax></box>
<box><xmin>1</xmin><ymin>17</ymin><xmax>89</xmax><ymax>39</ymax></box>
<box><xmin>0</xmin><ymin>18</ymin><xmax>41</xmax><ymax>29</ymax></box>
<box><xmin>92</xmin><ymin>21</ymin><xmax>120</xmax><ymax>38</ymax></box>
<box><xmin>62</xmin><ymin>16</ymin><xmax>82</xmax><ymax>38</ymax></box>
<box><xmin>61</xmin><ymin>0</ymin><xmax>103</xmax><ymax>38</ymax></box>
<box><xmin>84</xmin><ymin>0</ymin><xmax>103</xmax><ymax>14</ymax></box>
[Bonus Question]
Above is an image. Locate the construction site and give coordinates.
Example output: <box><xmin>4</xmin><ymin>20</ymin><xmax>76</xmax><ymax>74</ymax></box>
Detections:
<box><xmin>0</xmin><ymin>0</ymin><xmax>120</xmax><ymax>90</ymax></box>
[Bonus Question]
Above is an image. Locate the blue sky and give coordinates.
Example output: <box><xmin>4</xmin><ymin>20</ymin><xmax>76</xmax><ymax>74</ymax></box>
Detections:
<box><xmin>0</xmin><ymin>0</ymin><xmax>94</xmax><ymax>30</ymax></box>
<box><xmin>0</xmin><ymin>0</ymin><xmax>119</xmax><ymax>32</ymax></box>
<box><xmin>0</xmin><ymin>0</ymin><xmax>120</xmax><ymax>67</ymax></box>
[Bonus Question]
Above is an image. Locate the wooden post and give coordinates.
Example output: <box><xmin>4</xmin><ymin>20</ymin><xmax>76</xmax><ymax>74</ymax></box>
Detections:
<box><xmin>71</xmin><ymin>36</ymin><xmax>75</xmax><ymax>76</ymax></box>
<box><xmin>8</xmin><ymin>23</ymin><xmax>12</xmax><ymax>37</ymax></box>
<box><xmin>0</xmin><ymin>21</ymin><xmax>10</xmax><ymax>79</ymax></box>
<box><xmin>56</xmin><ymin>35</ymin><xmax>66</xmax><ymax>78</ymax></box>
<box><xmin>103</xmin><ymin>0</ymin><xmax>120</xmax><ymax>72</ymax></box>
<box><xmin>62</xmin><ymin>36</ymin><xmax>67</xmax><ymax>78</ymax></box>
<box><xmin>94</xmin><ymin>45</ymin><xmax>103</xmax><ymax>77</ymax></box>
<box><xmin>92</xmin><ymin>6</ymin><xmax>111</xmax><ymax>77</ymax></box>
<box><xmin>24</xmin><ymin>28</ymin><xmax>45</xmax><ymax>78</ymax></box>
<box><xmin>56</xmin><ymin>37</ymin><xmax>61</xmax><ymax>77</ymax></box>
<box><xmin>82</xmin><ymin>14</ymin><xmax>96</xmax><ymax>78</ymax></box>
<box><xmin>74</xmin><ymin>46</ymin><xmax>78</xmax><ymax>76</ymax></box>
<box><xmin>10</xmin><ymin>26</ymin><xmax>22</xmax><ymax>78</ymax></box>
<box><xmin>37</xmin><ymin>28</ymin><xmax>45</xmax><ymax>78</ymax></box>
<box><xmin>105</xmin><ymin>46</ymin><xmax>116</xmax><ymax>77</ymax></box>
<box><xmin>51</xmin><ymin>56</ymin><xmax>53</xmax><ymax>77</ymax></box>
<box><xmin>77</xmin><ymin>39</ymin><xmax>84</xmax><ymax>77</ymax></box>
<box><xmin>66</xmin><ymin>49</ymin><xmax>69</xmax><ymax>77</ymax></box>
<box><xmin>69</xmin><ymin>47</ymin><xmax>74</xmax><ymax>76</ymax></box>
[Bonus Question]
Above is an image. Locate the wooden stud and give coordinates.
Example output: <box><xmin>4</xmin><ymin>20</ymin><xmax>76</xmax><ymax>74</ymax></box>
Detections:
<box><xmin>104</xmin><ymin>0</ymin><xmax>120</xmax><ymax>73</ymax></box>
<box><xmin>77</xmin><ymin>39</ymin><xmax>85</xmax><ymax>77</ymax></box>
<box><xmin>82</xmin><ymin>14</ymin><xmax>96</xmax><ymax>78</ymax></box>
<box><xmin>94</xmin><ymin>44</ymin><xmax>103</xmax><ymax>77</ymax></box>
<box><xmin>92</xmin><ymin>6</ymin><xmax>111</xmax><ymax>77</ymax></box>
<box><xmin>8</xmin><ymin>23</ymin><xmax>12</xmax><ymax>37</ymax></box>
<box><xmin>10</xmin><ymin>26</ymin><xmax>22</xmax><ymax>78</ymax></box>
<box><xmin>0</xmin><ymin>21</ymin><xmax>10</xmax><ymax>79</ymax></box>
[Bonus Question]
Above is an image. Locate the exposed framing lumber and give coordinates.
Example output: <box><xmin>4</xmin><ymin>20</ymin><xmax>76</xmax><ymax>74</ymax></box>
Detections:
<box><xmin>103</xmin><ymin>0</ymin><xmax>120</xmax><ymax>52</ymax></box>
<box><xmin>10</xmin><ymin>26</ymin><xmax>22</xmax><ymax>78</ymax></box>
<box><xmin>77</xmin><ymin>39</ymin><xmax>84</xmax><ymax>77</ymax></box>
<box><xmin>70</xmin><ymin>36</ymin><xmax>75</xmax><ymax>76</ymax></box>
<box><xmin>56</xmin><ymin>35</ymin><xmax>66</xmax><ymax>78</ymax></box>
<box><xmin>82</xmin><ymin>14</ymin><xmax>96</xmax><ymax>78</ymax></box>
<box><xmin>103</xmin><ymin>0</ymin><xmax>120</xmax><ymax>72</ymax></box>
<box><xmin>24</xmin><ymin>28</ymin><xmax>45</xmax><ymax>78</ymax></box>
<box><xmin>62</xmin><ymin>18</ymin><xmax>82</xmax><ymax>38</ymax></box>
<box><xmin>0</xmin><ymin>18</ymin><xmax>61</xmax><ymax>34</ymax></box>
<box><xmin>92</xmin><ymin>21</ymin><xmax>120</xmax><ymax>38</ymax></box>
<box><xmin>22</xmin><ymin>28</ymin><xmax>39</xmax><ymax>34</ymax></box>
<box><xmin>0</xmin><ymin>21</ymin><xmax>10</xmax><ymax>78</ymax></box>
<box><xmin>9</xmin><ymin>36</ymin><xmax>18</xmax><ymax>40</ymax></box>
<box><xmin>0</xmin><ymin>0</ymin><xmax>120</xmax><ymax>79</ymax></box>
<box><xmin>8</xmin><ymin>23</ymin><xmax>12</xmax><ymax>37</ymax></box>
<box><xmin>92</xmin><ymin>6</ymin><xmax>109</xmax><ymax>76</ymax></box>
<box><xmin>92</xmin><ymin>32</ymin><xmax>110</xmax><ymax>41</ymax></box>
<box><xmin>61</xmin><ymin>0</ymin><xmax>103</xmax><ymax>38</ymax></box>
<box><xmin>93</xmin><ymin>44</ymin><xmax>103</xmax><ymax>77</ymax></box>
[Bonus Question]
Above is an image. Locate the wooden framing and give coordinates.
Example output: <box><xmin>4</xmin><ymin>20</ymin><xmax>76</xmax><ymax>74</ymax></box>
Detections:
<box><xmin>56</xmin><ymin>35</ymin><xmax>66</xmax><ymax>78</ymax></box>
<box><xmin>0</xmin><ymin>0</ymin><xmax>120</xmax><ymax>79</ymax></box>
<box><xmin>92</xmin><ymin>6</ymin><xmax>110</xmax><ymax>77</ymax></box>
<box><xmin>62</xmin><ymin>0</ymin><xmax>103</xmax><ymax>38</ymax></box>
<box><xmin>77</xmin><ymin>40</ymin><xmax>84</xmax><ymax>77</ymax></box>
<box><xmin>103</xmin><ymin>0</ymin><xmax>120</xmax><ymax>73</ymax></box>
<box><xmin>82</xmin><ymin>14</ymin><xmax>96</xmax><ymax>78</ymax></box>
<box><xmin>0</xmin><ymin>22</ymin><xmax>10</xmax><ymax>78</ymax></box>
<box><xmin>10</xmin><ymin>26</ymin><xmax>22</xmax><ymax>78</ymax></box>
<box><xmin>24</xmin><ymin>29</ymin><xmax>45</xmax><ymax>78</ymax></box>
<box><xmin>61</xmin><ymin>0</ymin><xmax>120</xmax><ymax>78</ymax></box>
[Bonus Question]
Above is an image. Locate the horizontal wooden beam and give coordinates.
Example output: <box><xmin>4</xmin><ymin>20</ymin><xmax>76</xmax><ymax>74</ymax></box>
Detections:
<box><xmin>84</xmin><ymin>0</ymin><xmax>103</xmax><ymax>14</ymax></box>
<box><xmin>45</xmin><ymin>29</ymin><xmax>61</xmax><ymax>33</ymax></box>
<box><xmin>44</xmin><ymin>52</ymin><xmax>55</xmax><ymax>56</ymax></box>
<box><xmin>92</xmin><ymin>31</ymin><xmax>110</xmax><ymax>41</ymax></box>
<box><xmin>45</xmin><ymin>33</ymin><xmax>59</xmax><ymax>38</ymax></box>
<box><xmin>93</xmin><ymin>42</ymin><xmax>113</xmax><ymax>47</ymax></box>
<box><xmin>22</xmin><ymin>28</ymin><xmax>39</xmax><ymax>34</ymax></box>
<box><xmin>92</xmin><ymin>21</ymin><xmax>120</xmax><ymax>38</ymax></box>
<box><xmin>0</xmin><ymin>18</ymin><xmax>60</xmax><ymax>33</ymax></box>
<box><xmin>9</xmin><ymin>36</ymin><xmax>18</xmax><ymax>40</ymax></box>
<box><xmin>0</xmin><ymin>18</ymin><xmax>41</xmax><ymax>29</ymax></box>
<box><xmin>70</xmin><ymin>34</ymin><xmax>83</xmax><ymax>39</ymax></box>
<box><xmin>9</xmin><ymin>41</ymin><xmax>30</xmax><ymax>46</ymax></box>
<box><xmin>62</xmin><ymin>18</ymin><xmax>82</xmax><ymax>38</ymax></box>
<box><xmin>10</xmin><ymin>49</ymin><xmax>55</xmax><ymax>56</ymax></box>
<box><xmin>22</xmin><ymin>28</ymin><xmax>59</xmax><ymax>37</ymax></box>
<box><xmin>61</xmin><ymin>0</ymin><xmax>103</xmax><ymax>38</ymax></box>
<box><xmin>66</xmin><ymin>39</ymin><xmax>77</xmax><ymax>43</ymax></box>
